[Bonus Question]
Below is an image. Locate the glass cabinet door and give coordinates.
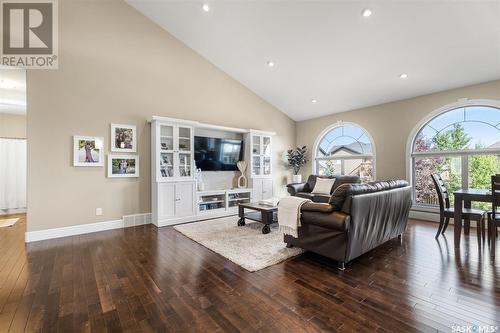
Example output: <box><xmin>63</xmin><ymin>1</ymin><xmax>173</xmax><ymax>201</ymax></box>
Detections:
<box><xmin>252</xmin><ymin>156</ymin><xmax>261</xmax><ymax>176</ymax></box>
<box><xmin>263</xmin><ymin>136</ymin><xmax>271</xmax><ymax>156</ymax></box>
<box><xmin>262</xmin><ymin>136</ymin><xmax>271</xmax><ymax>175</ymax></box>
<box><xmin>178</xmin><ymin>153</ymin><xmax>192</xmax><ymax>178</ymax></box>
<box><xmin>178</xmin><ymin>126</ymin><xmax>192</xmax><ymax>152</ymax></box>
<box><xmin>252</xmin><ymin>135</ymin><xmax>261</xmax><ymax>155</ymax></box>
<box><xmin>263</xmin><ymin>157</ymin><xmax>271</xmax><ymax>175</ymax></box>
<box><xmin>160</xmin><ymin>152</ymin><xmax>174</xmax><ymax>178</ymax></box>
<box><xmin>160</xmin><ymin>125</ymin><xmax>174</xmax><ymax>151</ymax></box>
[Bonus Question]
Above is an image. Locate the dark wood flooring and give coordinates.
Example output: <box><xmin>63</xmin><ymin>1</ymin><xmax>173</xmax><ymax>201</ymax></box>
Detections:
<box><xmin>1</xmin><ymin>214</ymin><xmax>499</xmax><ymax>332</ymax></box>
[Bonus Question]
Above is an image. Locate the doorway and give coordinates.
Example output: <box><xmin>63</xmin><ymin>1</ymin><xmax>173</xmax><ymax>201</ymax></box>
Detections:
<box><xmin>0</xmin><ymin>67</ymin><xmax>26</xmax><ymax>229</ymax></box>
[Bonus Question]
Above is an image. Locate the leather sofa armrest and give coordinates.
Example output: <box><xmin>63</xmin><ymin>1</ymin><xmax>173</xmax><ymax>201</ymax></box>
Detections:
<box><xmin>301</xmin><ymin>202</ymin><xmax>335</xmax><ymax>213</ymax></box>
<box><xmin>287</xmin><ymin>183</ymin><xmax>306</xmax><ymax>196</ymax></box>
<box><xmin>329</xmin><ymin>212</ymin><xmax>350</xmax><ymax>231</ymax></box>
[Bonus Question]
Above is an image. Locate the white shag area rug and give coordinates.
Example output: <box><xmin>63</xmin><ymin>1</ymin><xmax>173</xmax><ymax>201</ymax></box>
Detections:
<box><xmin>0</xmin><ymin>218</ymin><xmax>19</xmax><ymax>228</ymax></box>
<box><xmin>174</xmin><ymin>216</ymin><xmax>304</xmax><ymax>272</ymax></box>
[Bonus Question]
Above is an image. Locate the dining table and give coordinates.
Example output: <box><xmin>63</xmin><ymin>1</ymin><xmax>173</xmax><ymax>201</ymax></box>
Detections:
<box><xmin>453</xmin><ymin>188</ymin><xmax>492</xmax><ymax>248</ymax></box>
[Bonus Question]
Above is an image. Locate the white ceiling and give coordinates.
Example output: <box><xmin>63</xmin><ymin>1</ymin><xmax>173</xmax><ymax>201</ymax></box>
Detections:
<box><xmin>127</xmin><ymin>0</ymin><xmax>500</xmax><ymax>121</ymax></box>
<box><xmin>0</xmin><ymin>67</ymin><xmax>26</xmax><ymax>115</ymax></box>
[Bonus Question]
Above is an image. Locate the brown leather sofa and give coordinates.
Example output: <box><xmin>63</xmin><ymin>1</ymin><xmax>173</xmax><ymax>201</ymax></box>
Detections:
<box><xmin>286</xmin><ymin>175</ymin><xmax>361</xmax><ymax>203</ymax></box>
<box><xmin>284</xmin><ymin>180</ymin><xmax>412</xmax><ymax>270</ymax></box>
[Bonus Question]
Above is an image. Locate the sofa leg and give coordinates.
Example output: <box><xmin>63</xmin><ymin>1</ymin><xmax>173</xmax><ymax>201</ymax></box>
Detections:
<box><xmin>285</xmin><ymin>243</ymin><xmax>294</xmax><ymax>248</ymax></box>
<box><xmin>337</xmin><ymin>261</ymin><xmax>345</xmax><ymax>271</ymax></box>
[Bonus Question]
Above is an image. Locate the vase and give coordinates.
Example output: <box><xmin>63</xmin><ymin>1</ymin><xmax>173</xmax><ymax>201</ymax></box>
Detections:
<box><xmin>236</xmin><ymin>161</ymin><xmax>248</xmax><ymax>188</ymax></box>
<box><xmin>292</xmin><ymin>174</ymin><xmax>302</xmax><ymax>183</ymax></box>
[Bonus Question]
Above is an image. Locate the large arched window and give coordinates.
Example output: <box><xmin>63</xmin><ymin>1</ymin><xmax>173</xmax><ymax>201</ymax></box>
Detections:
<box><xmin>314</xmin><ymin>123</ymin><xmax>375</xmax><ymax>182</ymax></box>
<box><xmin>411</xmin><ymin>104</ymin><xmax>500</xmax><ymax>207</ymax></box>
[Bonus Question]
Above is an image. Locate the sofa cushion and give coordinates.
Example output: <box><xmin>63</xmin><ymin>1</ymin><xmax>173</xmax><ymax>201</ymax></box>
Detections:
<box><xmin>312</xmin><ymin>178</ymin><xmax>336</xmax><ymax>194</ymax></box>
<box><xmin>328</xmin><ymin>183</ymin><xmax>351</xmax><ymax>210</ymax></box>
<box><xmin>301</xmin><ymin>211</ymin><xmax>350</xmax><ymax>231</ymax></box>
<box><xmin>296</xmin><ymin>192</ymin><xmax>314</xmax><ymax>200</ymax></box>
<box><xmin>348</xmin><ymin>180</ymin><xmax>409</xmax><ymax>196</ymax></box>
<box><xmin>301</xmin><ymin>202</ymin><xmax>335</xmax><ymax>213</ymax></box>
<box><xmin>332</xmin><ymin>175</ymin><xmax>361</xmax><ymax>192</ymax></box>
<box><xmin>296</xmin><ymin>192</ymin><xmax>330</xmax><ymax>203</ymax></box>
<box><xmin>304</xmin><ymin>175</ymin><xmax>335</xmax><ymax>193</ymax></box>
<box><xmin>312</xmin><ymin>194</ymin><xmax>330</xmax><ymax>203</ymax></box>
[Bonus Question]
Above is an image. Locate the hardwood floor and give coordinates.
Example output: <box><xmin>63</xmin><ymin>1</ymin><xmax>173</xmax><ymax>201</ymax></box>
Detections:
<box><xmin>1</xmin><ymin>214</ymin><xmax>499</xmax><ymax>332</ymax></box>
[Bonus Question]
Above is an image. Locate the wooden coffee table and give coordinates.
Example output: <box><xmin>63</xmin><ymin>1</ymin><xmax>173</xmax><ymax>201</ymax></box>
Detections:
<box><xmin>238</xmin><ymin>202</ymin><xmax>278</xmax><ymax>234</ymax></box>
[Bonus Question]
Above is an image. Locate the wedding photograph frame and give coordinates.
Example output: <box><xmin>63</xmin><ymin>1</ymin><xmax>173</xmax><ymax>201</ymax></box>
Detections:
<box><xmin>107</xmin><ymin>154</ymin><xmax>139</xmax><ymax>178</ymax></box>
<box><xmin>110</xmin><ymin>124</ymin><xmax>137</xmax><ymax>153</ymax></box>
<box><xmin>73</xmin><ymin>136</ymin><xmax>104</xmax><ymax>167</ymax></box>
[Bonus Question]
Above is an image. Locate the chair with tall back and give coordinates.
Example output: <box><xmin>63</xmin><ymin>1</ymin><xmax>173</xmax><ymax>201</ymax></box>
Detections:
<box><xmin>487</xmin><ymin>175</ymin><xmax>500</xmax><ymax>253</ymax></box>
<box><xmin>431</xmin><ymin>174</ymin><xmax>486</xmax><ymax>239</ymax></box>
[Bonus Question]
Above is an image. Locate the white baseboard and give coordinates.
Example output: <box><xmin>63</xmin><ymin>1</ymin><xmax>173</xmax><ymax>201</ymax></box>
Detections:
<box><xmin>25</xmin><ymin>212</ymin><xmax>152</xmax><ymax>243</ymax></box>
<box><xmin>409</xmin><ymin>209</ymin><xmax>440</xmax><ymax>223</ymax></box>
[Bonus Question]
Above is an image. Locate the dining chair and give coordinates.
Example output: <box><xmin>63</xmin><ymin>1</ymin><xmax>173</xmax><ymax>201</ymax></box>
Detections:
<box><xmin>431</xmin><ymin>173</ymin><xmax>486</xmax><ymax>239</ymax></box>
<box><xmin>487</xmin><ymin>175</ymin><xmax>500</xmax><ymax>252</ymax></box>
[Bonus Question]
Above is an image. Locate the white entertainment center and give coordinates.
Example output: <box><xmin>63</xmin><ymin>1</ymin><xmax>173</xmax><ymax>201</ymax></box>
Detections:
<box><xmin>151</xmin><ymin>116</ymin><xmax>275</xmax><ymax>227</ymax></box>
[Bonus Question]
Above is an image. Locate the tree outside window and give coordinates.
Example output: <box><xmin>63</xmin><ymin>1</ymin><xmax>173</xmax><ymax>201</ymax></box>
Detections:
<box><xmin>412</xmin><ymin>105</ymin><xmax>500</xmax><ymax>209</ymax></box>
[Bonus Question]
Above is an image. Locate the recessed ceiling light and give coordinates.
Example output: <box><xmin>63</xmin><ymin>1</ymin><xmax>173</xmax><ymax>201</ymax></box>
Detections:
<box><xmin>0</xmin><ymin>79</ymin><xmax>16</xmax><ymax>89</ymax></box>
<box><xmin>399</xmin><ymin>73</ymin><xmax>408</xmax><ymax>79</ymax></box>
<box><xmin>311</xmin><ymin>99</ymin><xmax>317</xmax><ymax>104</ymax></box>
<box><xmin>266</xmin><ymin>61</ymin><xmax>275</xmax><ymax>67</ymax></box>
<box><xmin>362</xmin><ymin>8</ymin><xmax>372</xmax><ymax>17</ymax></box>
<box><xmin>202</xmin><ymin>3</ymin><xmax>210</xmax><ymax>12</ymax></box>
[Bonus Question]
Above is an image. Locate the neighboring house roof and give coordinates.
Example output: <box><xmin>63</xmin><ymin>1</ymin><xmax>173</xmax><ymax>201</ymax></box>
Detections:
<box><xmin>488</xmin><ymin>141</ymin><xmax>500</xmax><ymax>149</ymax></box>
<box><xmin>327</xmin><ymin>142</ymin><xmax>373</xmax><ymax>156</ymax></box>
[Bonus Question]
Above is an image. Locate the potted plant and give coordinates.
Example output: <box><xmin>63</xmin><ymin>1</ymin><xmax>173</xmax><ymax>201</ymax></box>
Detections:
<box><xmin>286</xmin><ymin>146</ymin><xmax>308</xmax><ymax>183</ymax></box>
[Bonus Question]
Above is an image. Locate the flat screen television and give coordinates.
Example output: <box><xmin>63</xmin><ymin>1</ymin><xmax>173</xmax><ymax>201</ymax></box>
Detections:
<box><xmin>194</xmin><ymin>136</ymin><xmax>244</xmax><ymax>171</ymax></box>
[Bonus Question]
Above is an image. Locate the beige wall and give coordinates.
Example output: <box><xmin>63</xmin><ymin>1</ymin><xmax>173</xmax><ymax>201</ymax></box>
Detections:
<box><xmin>297</xmin><ymin>80</ymin><xmax>500</xmax><ymax>181</ymax></box>
<box><xmin>0</xmin><ymin>114</ymin><xmax>26</xmax><ymax>139</ymax></box>
<box><xmin>26</xmin><ymin>0</ymin><xmax>295</xmax><ymax>232</ymax></box>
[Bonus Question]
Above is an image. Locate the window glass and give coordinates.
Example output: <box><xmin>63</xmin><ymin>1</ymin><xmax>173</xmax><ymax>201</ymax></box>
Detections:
<box><xmin>412</xmin><ymin>105</ymin><xmax>500</xmax><ymax>207</ymax></box>
<box><xmin>415</xmin><ymin>106</ymin><xmax>500</xmax><ymax>152</ymax></box>
<box><xmin>315</xmin><ymin>124</ymin><xmax>374</xmax><ymax>181</ymax></box>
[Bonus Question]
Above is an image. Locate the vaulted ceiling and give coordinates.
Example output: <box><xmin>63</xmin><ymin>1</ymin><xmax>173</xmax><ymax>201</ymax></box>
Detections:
<box><xmin>127</xmin><ymin>0</ymin><xmax>500</xmax><ymax>121</ymax></box>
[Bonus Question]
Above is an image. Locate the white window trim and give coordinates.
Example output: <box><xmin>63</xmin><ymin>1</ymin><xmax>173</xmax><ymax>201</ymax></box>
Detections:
<box><xmin>312</xmin><ymin>121</ymin><xmax>377</xmax><ymax>178</ymax></box>
<box><xmin>406</xmin><ymin>98</ymin><xmax>500</xmax><ymax>208</ymax></box>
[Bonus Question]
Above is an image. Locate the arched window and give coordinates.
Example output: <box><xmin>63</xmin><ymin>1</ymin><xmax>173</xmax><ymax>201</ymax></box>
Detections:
<box><xmin>314</xmin><ymin>123</ymin><xmax>375</xmax><ymax>182</ymax></box>
<box><xmin>411</xmin><ymin>104</ymin><xmax>500</xmax><ymax>207</ymax></box>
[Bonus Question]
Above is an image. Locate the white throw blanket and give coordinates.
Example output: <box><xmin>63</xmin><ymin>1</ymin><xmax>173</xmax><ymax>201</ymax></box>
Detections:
<box><xmin>277</xmin><ymin>196</ymin><xmax>311</xmax><ymax>237</ymax></box>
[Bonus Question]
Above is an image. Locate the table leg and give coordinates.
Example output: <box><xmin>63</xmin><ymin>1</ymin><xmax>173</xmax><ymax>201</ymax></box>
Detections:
<box><xmin>464</xmin><ymin>200</ymin><xmax>471</xmax><ymax>235</ymax></box>
<box><xmin>454</xmin><ymin>195</ymin><xmax>463</xmax><ymax>248</ymax></box>
<box><xmin>261</xmin><ymin>211</ymin><xmax>273</xmax><ymax>234</ymax></box>
<box><xmin>237</xmin><ymin>205</ymin><xmax>245</xmax><ymax>226</ymax></box>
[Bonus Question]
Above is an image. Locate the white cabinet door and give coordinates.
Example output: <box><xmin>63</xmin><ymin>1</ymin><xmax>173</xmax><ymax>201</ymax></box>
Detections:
<box><xmin>262</xmin><ymin>179</ymin><xmax>273</xmax><ymax>200</ymax></box>
<box><xmin>158</xmin><ymin>183</ymin><xmax>175</xmax><ymax>220</ymax></box>
<box><xmin>253</xmin><ymin>178</ymin><xmax>263</xmax><ymax>202</ymax></box>
<box><xmin>175</xmin><ymin>182</ymin><xmax>195</xmax><ymax>217</ymax></box>
<box><xmin>262</xmin><ymin>136</ymin><xmax>272</xmax><ymax>176</ymax></box>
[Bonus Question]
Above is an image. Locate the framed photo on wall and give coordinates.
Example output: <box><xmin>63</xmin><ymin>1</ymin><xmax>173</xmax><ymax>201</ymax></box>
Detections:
<box><xmin>108</xmin><ymin>154</ymin><xmax>139</xmax><ymax>178</ymax></box>
<box><xmin>73</xmin><ymin>136</ymin><xmax>104</xmax><ymax>167</ymax></box>
<box><xmin>111</xmin><ymin>124</ymin><xmax>137</xmax><ymax>153</ymax></box>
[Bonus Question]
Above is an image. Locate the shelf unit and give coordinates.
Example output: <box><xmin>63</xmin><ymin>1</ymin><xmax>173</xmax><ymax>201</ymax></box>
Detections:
<box><xmin>155</xmin><ymin>121</ymin><xmax>194</xmax><ymax>181</ymax></box>
<box><xmin>250</xmin><ymin>132</ymin><xmax>272</xmax><ymax>178</ymax></box>
<box><xmin>151</xmin><ymin>116</ymin><xmax>274</xmax><ymax>227</ymax></box>
<box><xmin>152</xmin><ymin>118</ymin><xmax>197</xmax><ymax>227</ymax></box>
<box><xmin>197</xmin><ymin>189</ymin><xmax>252</xmax><ymax>215</ymax></box>
<box><xmin>246</xmin><ymin>130</ymin><xmax>274</xmax><ymax>201</ymax></box>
